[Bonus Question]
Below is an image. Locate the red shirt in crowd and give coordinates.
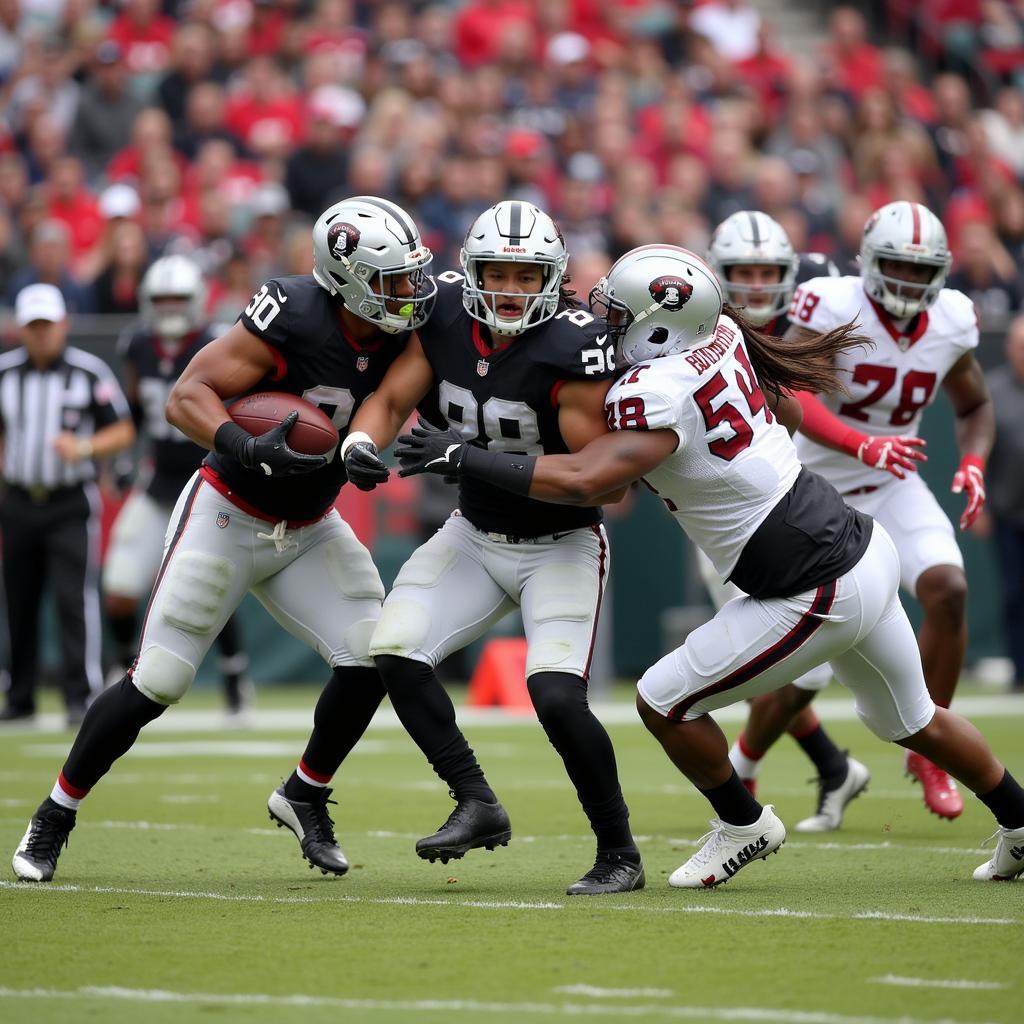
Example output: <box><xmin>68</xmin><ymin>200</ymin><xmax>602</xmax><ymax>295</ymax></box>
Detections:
<box><xmin>453</xmin><ymin>1</ymin><xmax>536</xmax><ymax>67</ymax></box>
<box><xmin>48</xmin><ymin>190</ymin><xmax>103</xmax><ymax>257</ymax></box>
<box><xmin>107</xmin><ymin>12</ymin><xmax>176</xmax><ymax>74</ymax></box>
<box><xmin>224</xmin><ymin>94</ymin><xmax>306</xmax><ymax>154</ymax></box>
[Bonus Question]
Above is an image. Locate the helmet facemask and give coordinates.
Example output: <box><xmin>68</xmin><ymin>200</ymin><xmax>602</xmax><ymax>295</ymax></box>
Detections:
<box><xmin>865</xmin><ymin>254</ymin><xmax>948</xmax><ymax>319</ymax></box>
<box><xmin>461</xmin><ymin>253</ymin><xmax>564</xmax><ymax>337</ymax></box>
<box><xmin>720</xmin><ymin>262</ymin><xmax>795</xmax><ymax>326</ymax></box>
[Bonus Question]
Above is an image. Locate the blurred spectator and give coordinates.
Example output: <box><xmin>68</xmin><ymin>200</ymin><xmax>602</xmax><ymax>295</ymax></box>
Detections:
<box><xmin>45</xmin><ymin>156</ymin><xmax>103</xmax><ymax>263</ymax></box>
<box><xmin>284</xmin><ymin>83</ymin><xmax>362</xmax><ymax>218</ymax></box>
<box><xmin>996</xmin><ymin>187</ymin><xmax>1024</xmax><ymax>265</ymax></box>
<box><xmin>980</xmin><ymin>86</ymin><xmax>1024</xmax><ymax>179</ymax></box>
<box><xmin>108</xmin><ymin>107</ymin><xmax>186</xmax><ymax>185</ymax></box>
<box><xmin>77</xmin><ymin>183</ymin><xmax>143</xmax><ymax>282</ymax></box>
<box><xmin>175</xmin><ymin>81</ymin><xmax>241</xmax><ymax>160</ymax></box>
<box><xmin>851</xmin><ymin>87</ymin><xmax>937</xmax><ymax>193</ymax></box>
<box><xmin>947</xmin><ymin>219</ymin><xmax>1024</xmax><ymax>324</ymax></box>
<box><xmin>207</xmin><ymin>245</ymin><xmax>256</xmax><ymax>324</ymax></box>
<box><xmin>107</xmin><ymin>0</ymin><xmax>175</xmax><ymax>82</ymax></box>
<box><xmin>832</xmin><ymin>193</ymin><xmax>875</xmax><ymax>270</ymax></box>
<box><xmin>453</xmin><ymin>0</ymin><xmax>535</xmax><ymax>68</ymax></box>
<box><xmin>0</xmin><ymin>206</ymin><xmax>20</xmax><ymax>298</ymax></box>
<box><xmin>223</xmin><ymin>54</ymin><xmax>304</xmax><ymax>160</ymax></box>
<box><xmin>0</xmin><ymin>0</ymin><xmax>20</xmax><ymax>84</ymax></box>
<box><xmin>156</xmin><ymin>23</ymin><xmax>220</xmax><ymax>129</ymax></box>
<box><xmin>703</xmin><ymin>129</ymin><xmax>755</xmax><ymax>226</ymax></box>
<box><xmin>690</xmin><ymin>0</ymin><xmax>761</xmax><ymax>63</ymax></box>
<box><xmin>819</xmin><ymin>6</ymin><xmax>884</xmax><ymax>100</ymax></box>
<box><xmin>980</xmin><ymin>315</ymin><xmax>1024</xmax><ymax>692</ymax></box>
<box><xmin>929</xmin><ymin>73</ymin><xmax>973</xmax><ymax>181</ymax></box>
<box><xmin>4</xmin><ymin>220</ymin><xmax>94</xmax><ymax>313</ymax></box>
<box><xmin>883</xmin><ymin>48</ymin><xmax>936</xmax><ymax>126</ymax></box>
<box><xmin>5</xmin><ymin>36</ymin><xmax>79</xmax><ymax>137</ymax></box>
<box><xmin>240</xmin><ymin>181</ymin><xmax>290</xmax><ymax>281</ymax></box>
<box><xmin>89</xmin><ymin>220</ymin><xmax>149</xmax><ymax>315</ymax></box>
<box><xmin>68</xmin><ymin>42</ymin><xmax>142</xmax><ymax>184</ymax></box>
<box><xmin>733</xmin><ymin>22</ymin><xmax>792</xmax><ymax>124</ymax></box>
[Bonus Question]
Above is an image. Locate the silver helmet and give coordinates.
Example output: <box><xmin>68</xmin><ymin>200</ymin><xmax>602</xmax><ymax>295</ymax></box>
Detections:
<box><xmin>589</xmin><ymin>244</ymin><xmax>724</xmax><ymax>366</ymax></box>
<box><xmin>312</xmin><ymin>195</ymin><xmax>436</xmax><ymax>334</ymax></box>
<box><xmin>139</xmin><ymin>254</ymin><xmax>207</xmax><ymax>340</ymax></box>
<box><xmin>860</xmin><ymin>201</ymin><xmax>951</xmax><ymax>318</ymax></box>
<box><xmin>460</xmin><ymin>200</ymin><xmax>568</xmax><ymax>336</ymax></box>
<box><xmin>708</xmin><ymin>210</ymin><xmax>799</xmax><ymax>326</ymax></box>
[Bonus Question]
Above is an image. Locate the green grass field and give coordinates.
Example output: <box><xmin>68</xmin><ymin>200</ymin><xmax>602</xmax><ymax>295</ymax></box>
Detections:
<box><xmin>0</xmin><ymin>684</ymin><xmax>1021</xmax><ymax>1024</ymax></box>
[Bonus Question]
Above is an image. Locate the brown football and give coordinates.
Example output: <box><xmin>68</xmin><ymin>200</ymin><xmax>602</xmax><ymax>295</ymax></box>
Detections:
<box><xmin>227</xmin><ymin>391</ymin><xmax>338</xmax><ymax>456</ymax></box>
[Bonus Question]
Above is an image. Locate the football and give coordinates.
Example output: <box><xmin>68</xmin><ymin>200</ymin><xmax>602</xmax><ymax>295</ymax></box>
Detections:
<box><xmin>226</xmin><ymin>391</ymin><xmax>338</xmax><ymax>456</ymax></box>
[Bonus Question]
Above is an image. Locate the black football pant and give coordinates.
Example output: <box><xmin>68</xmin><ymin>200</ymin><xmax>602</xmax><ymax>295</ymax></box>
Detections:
<box><xmin>0</xmin><ymin>485</ymin><xmax>102</xmax><ymax>713</ymax></box>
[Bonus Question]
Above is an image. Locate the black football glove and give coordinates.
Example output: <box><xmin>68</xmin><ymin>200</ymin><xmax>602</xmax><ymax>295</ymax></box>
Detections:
<box><xmin>216</xmin><ymin>411</ymin><xmax>327</xmax><ymax>477</ymax></box>
<box><xmin>395</xmin><ymin>418</ymin><xmax>466</xmax><ymax>479</ymax></box>
<box><xmin>343</xmin><ymin>439</ymin><xmax>390</xmax><ymax>491</ymax></box>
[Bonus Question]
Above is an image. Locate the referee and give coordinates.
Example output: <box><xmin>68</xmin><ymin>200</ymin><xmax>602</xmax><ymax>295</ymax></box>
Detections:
<box><xmin>0</xmin><ymin>284</ymin><xmax>135</xmax><ymax>726</ymax></box>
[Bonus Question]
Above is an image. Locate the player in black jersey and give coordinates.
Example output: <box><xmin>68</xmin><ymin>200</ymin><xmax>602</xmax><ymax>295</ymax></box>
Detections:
<box><xmin>707</xmin><ymin>211</ymin><xmax>928</xmax><ymax>831</ymax></box>
<box><xmin>103</xmin><ymin>255</ymin><xmax>253</xmax><ymax>720</ymax></box>
<box><xmin>12</xmin><ymin>196</ymin><xmax>437</xmax><ymax>883</ymax></box>
<box><xmin>397</xmin><ymin>243</ymin><xmax>1024</xmax><ymax>887</ymax></box>
<box><xmin>342</xmin><ymin>200</ymin><xmax>645</xmax><ymax>896</ymax></box>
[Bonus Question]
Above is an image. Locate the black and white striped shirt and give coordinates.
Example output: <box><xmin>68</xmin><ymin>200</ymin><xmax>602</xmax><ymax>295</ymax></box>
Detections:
<box><xmin>0</xmin><ymin>346</ymin><xmax>131</xmax><ymax>489</ymax></box>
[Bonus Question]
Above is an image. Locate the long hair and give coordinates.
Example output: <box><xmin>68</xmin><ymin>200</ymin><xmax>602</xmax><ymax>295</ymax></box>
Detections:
<box><xmin>724</xmin><ymin>304</ymin><xmax>869</xmax><ymax>397</ymax></box>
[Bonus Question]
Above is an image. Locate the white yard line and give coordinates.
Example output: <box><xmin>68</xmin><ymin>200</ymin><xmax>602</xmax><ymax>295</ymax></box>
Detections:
<box><xmin>554</xmin><ymin>985</ymin><xmax>674</xmax><ymax>998</ymax></box>
<box><xmin>1</xmin><ymin>694</ymin><xmax>1021</xmax><ymax>735</ymax></box>
<box><xmin>870</xmin><ymin>976</ymin><xmax>1008</xmax><ymax>991</ymax></box>
<box><xmin>0</xmin><ymin>881</ymin><xmax>1015</xmax><ymax>927</ymax></box>
<box><xmin>0</xmin><ymin>986</ymin><xmax>1004</xmax><ymax>1023</ymax></box>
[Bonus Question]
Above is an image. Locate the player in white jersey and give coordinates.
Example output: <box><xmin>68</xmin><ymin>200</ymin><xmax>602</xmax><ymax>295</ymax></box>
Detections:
<box><xmin>706</xmin><ymin>211</ymin><xmax>873</xmax><ymax>828</ymax></box>
<box><xmin>395</xmin><ymin>244</ymin><xmax>1024</xmax><ymax>887</ymax></box>
<box><xmin>735</xmin><ymin>201</ymin><xmax>994</xmax><ymax>826</ymax></box>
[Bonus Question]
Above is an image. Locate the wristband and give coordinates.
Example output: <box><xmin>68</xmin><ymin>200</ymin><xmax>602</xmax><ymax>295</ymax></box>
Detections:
<box><xmin>460</xmin><ymin>446</ymin><xmax>536</xmax><ymax>496</ymax></box>
<box><xmin>341</xmin><ymin>431</ymin><xmax>375</xmax><ymax>459</ymax></box>
<box><xmin>77</xmin><ymin>439</ymin><xmax>94</xmax><ymax>459</ymax></box>
<box><xmin>214</xmin><ymin>421</ymin><xmax>252</xmax><ymax>463</ymax></box>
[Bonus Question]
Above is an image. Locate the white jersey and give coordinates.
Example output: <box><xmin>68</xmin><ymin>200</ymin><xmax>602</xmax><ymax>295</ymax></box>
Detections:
<box><xmin>789</xmin><ymin>276</ymin><xmax>979</xmax><ymax>494</ymax></box>
<box><xmin>606</xmin><ymin>315</ymin><xmax>800</xmax><ymax>580</ymax></box>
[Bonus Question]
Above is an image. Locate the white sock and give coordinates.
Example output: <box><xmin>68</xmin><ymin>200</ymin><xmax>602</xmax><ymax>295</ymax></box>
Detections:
<box><xmin>50</xmin><ymin>781</ymin><xmax>81</xmax><ymax>811</ymax></box>
<box><xmin>729</xmin><ymin>736</ymin><xmax>764</xmax><ymax>781</ymax></box>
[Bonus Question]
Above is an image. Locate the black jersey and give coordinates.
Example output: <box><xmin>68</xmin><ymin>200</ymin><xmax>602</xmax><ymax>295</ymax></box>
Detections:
<box><xmin>765</xmin><ymin>253</ymin><xmax>841</xmax><ymax>338</ymax></box>
<box><xmin>419</xmin><ymin>274</ymin><xmax>617</xmax><ymax>537</ymax></box>
<box><xmin>121</xmin><ymin>325</ymin><xmax>218</xmax><ymax>504</ymax></box>
<box><xmin>205</xmin><ymin>275</ymin><xmax>408</xmax><ymax>522</ymax></box>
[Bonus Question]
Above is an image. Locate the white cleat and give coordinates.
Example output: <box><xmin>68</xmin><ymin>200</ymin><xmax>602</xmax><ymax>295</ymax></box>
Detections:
<box><xmin>669</xmin><ymin>804</ymin><xmax>786</xmax><ymax>889</ymax></box>
<box><xmin>973</xmin><ymin>823</ymin><xmax>1024</xmax><ymax>881</ymax></box>
<box><xmin>795</xmin><ymin>757</ymin><xmax>871</xmax><ymax>833</ymax></box>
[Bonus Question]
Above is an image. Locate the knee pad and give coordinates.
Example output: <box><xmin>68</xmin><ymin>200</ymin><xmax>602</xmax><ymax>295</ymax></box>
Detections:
<box><xmin>325</xmin><ymin>535</ymin><xmax>386</xmax><ymax>602</ymax></box>
<box><xmin>132</xmin><ymin>646</ymin><xmax>197</xmax><ymax>705</ymax></box>
<box><xmin>530</xmin><ymin>564</ymin><xmax>596</xmax><ymax>623</ymax></box>
<box><xmin>160</xmin><ymin>550</ymin><xmax>235</xmax><ymax>634</ymax></box>
<box><xmin>391</xmin><ymin>542</ymin><xmax>456</xmax><ymax>589</ymax></box>
<box><xmin>341</xmin><ymin>616</ymin><xmax>380</xmax><ymax>666</ymax></box>
<box><xmin>368</xmin><ymin>598</ymin><xmax>432</xmax><ymax>659</ymax></box>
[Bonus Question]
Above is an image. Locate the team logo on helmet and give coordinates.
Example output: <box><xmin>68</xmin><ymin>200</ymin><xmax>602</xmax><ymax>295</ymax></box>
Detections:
<box><xmin>328</xmin><ymin>222</ymin><xmax>360</xmax><ymax>261</ymax></box>
<box><xmin>649</xmin><ymin>276</ymin><xmax>692</xmax><ymax>311</ymax></box>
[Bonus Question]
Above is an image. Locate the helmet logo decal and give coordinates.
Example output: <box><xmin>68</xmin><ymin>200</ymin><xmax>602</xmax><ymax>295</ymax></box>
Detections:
<box><xmin>328</xmin><ymin>222</ymin><xmax>360</xmax><ymax>260</ymax></box>
<box><xmin>863</xmin><ymin>211</ymin><xmax>880</xmax><ymax>235</ymax></box>
<box><xmin>649</xmin><ymin>276</ymin><xmax>692</xmax><ymax>311</ymax></box>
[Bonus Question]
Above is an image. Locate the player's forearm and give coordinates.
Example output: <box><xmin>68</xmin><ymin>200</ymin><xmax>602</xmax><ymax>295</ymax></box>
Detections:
<box><xmin>349</xmin><ymin>391</ymin><xmax>412</xmax><ymax>449</ymax></box>
<box><xmin>954</xmin><ymin>396</ymin><xmax>995</xmax><ymax>461</ymax></box>
<box><xmin>166</xmin><ymin>380</ymin><xmax>233</xmax><ymax>449</ymax></box>
<box><xmin>793</xmin><ymin>391</ymin><xmax>864</xmax><ymax>454</ymax></box>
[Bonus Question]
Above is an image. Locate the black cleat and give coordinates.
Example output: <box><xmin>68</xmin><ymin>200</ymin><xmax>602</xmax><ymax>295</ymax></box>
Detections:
<box><xmin>267</xmin><ymin>785</ymin><xmax>349</xmax><ymax>876</ymax></box>
<box><xmin>566</xmin><ymin>851</ymin><xmax>646</xmax><ymax>896</ymax></box>
<box><xmin>415</xmin><ymin>798</ymin><xmax>511</xmax><ymax>864</ymax></box>
<box><xmin>12</xmin><ymin>799</ymin><xmax>76</xmax><ymax>881</ymax></box>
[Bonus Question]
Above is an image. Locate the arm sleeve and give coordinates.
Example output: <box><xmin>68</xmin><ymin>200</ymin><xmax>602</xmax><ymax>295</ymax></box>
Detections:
<box><xmin>792</xmin><ymin>391</ymin><xmax>865</xmax><ymax>453</ymax></box>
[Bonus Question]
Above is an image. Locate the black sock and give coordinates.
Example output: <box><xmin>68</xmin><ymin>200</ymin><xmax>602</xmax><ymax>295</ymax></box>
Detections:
<box><xmin>375</xmin><ymin>654</ymin><xmax>495</xmax><ymax>803</ymax></box>
<box><xmin>527</xmin><ymin>672</ymin><xmax>636</xmax><ymax>854</ymax></box>
<box><xmin>699</xmin><ymin>770</ymin><xmax>763</xmax><ymax>826</ymax></box>
<box><xmin>61</xmin><ymin>677</ymin><xmax>167</xmax><ymax>792</ymax></box>
<box><xmin>977</xmin><ymin>769</ymin><xmax>1024</xmax><ymax>829</ymax></box>
<box><xmin>283</xmin><ymin>666</ymin><xmax>386</xmax><ymax>802</ymax></box>
<box><xmin>107</xmin><ymin>614</ymin><xmax>137</xmax><ymax>669</ymax></box>
<box><xmin>793</xmin><ymin>725</ymin><xmax>848</xmax><ymax>786</ymax></box>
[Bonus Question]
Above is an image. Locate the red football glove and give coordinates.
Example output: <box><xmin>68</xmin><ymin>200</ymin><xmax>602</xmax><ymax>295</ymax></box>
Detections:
<box><xmin>855</xmin><ymin>435</ymin><xmax>927</xmax><ymax>479</ymax></box>
<box><xmin>951</xmin><ymin>454</ymin><xmax>986</xmax><ymax>531</ymax></box>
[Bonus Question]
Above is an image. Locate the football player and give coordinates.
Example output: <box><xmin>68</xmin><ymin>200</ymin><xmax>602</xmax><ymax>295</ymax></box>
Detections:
<box><xmin>763</xmin><ymin>201</ymin><xmax>991</xmax><ymax>825</ymax></box>
<box><xmin>12</xmin><ymin>196</ymin><xmax>437</xmax><ymax>883</ymax></box>
<box><xmin>341</xmin><ymin>200</ymin><xmax>645</xmax><ymax>896</ymax></box>
<box><xmin>703</xmin><ymin>212</ymin><xmax>876</xmax><ymax>831</ymax></box>
<box><xmin>103</xmin><ymin>255</ymin><xmax>254</xmax><ymax>721</ymax></box>
<box><xmin>396</xmin><ymin>245</ymin><xmax>1024</xmax><ymax>887</ymax></box>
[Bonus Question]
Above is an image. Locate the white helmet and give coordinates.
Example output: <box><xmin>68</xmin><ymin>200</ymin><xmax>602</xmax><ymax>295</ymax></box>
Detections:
<box><xmin>589</xmin><ymin>244</ymin><xmax>724</xmax><ymax>366</ymax></box>
<box><xmin>139</xmin><ymin>255</ymin><xmax>207</xmax><ymax>340</ymax></box>
<box><xmin>708</xmin><ymin>210</ymin><xmax>798</xmax><ymax>326</ymax></box>
<box><xmin>460</xmin><ymin>200</ymin><xmax>568</xmax><ymax>336</ymax></box>
<box><xmin>312</xmin><ymin>195</ymin><xmax>436</xmax><ymax>334</ymax></box>
<box><xmin>860</xmin><ymin>201</ymin><xmax>951</xmax><ymax>318</ymax></box>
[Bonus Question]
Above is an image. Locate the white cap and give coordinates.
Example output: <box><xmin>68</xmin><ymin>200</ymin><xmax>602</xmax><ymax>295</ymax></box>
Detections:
<box><xmin>308</xmin><ymin>84</ymin><xmax>366</xmax><ymax>128</ymax></box>
<box><xmin>546</xmin><ymin>31</ymin><xmax>590</xmax><ymax>66</ymax></box>
<box><xmin>15</xmin><ymin>283</ymin><xmax>67</xmax><ymax>325</ymax></box>
<box><xmin>99</xmin><ymin>183</ymin><xmax>141</xmax><ymax>219</ymax></box>
<box><xmin>250</xmin><ymin>182</ymin><xmax>290</xmax><ymax>218</ymax></box>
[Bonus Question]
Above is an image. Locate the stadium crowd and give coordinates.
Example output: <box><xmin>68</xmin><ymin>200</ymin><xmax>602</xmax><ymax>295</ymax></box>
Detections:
<box><xmin>0</xmin><ymin>0</ymin><xmax>1022</xmax><ymax>328</ymax></box>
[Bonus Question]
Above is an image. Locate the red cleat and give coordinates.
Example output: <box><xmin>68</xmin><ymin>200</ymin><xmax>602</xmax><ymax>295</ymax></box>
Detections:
<box><xmin>905</xmin><ymin>751</ymin><xmax>964</xmax><ymax>820</ymax></box>
<box><xmin>740</xmin><ymin>777</ymin><xmax>758</xmax><ymax>799</ymax></box>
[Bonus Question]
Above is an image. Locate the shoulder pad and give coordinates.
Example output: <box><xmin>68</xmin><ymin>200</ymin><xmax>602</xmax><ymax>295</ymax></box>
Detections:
<box><xmin>534</xmin><ymin>308</ymin><xmax>616</xmax><ymax>380</ymax></box>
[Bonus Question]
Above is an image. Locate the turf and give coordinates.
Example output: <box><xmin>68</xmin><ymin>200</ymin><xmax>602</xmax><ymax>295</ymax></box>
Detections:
<box><xmin>0</xmin><ymin>684</ymin><xmax>1020</xmax><ymax>1024</ymax></box>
